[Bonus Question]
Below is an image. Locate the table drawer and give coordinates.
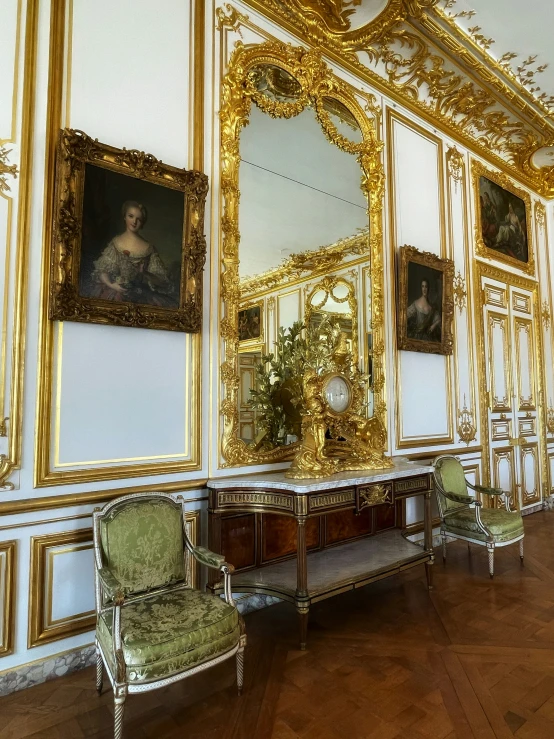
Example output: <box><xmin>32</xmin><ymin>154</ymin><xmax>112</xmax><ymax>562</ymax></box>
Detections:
<box><xmin>356</xmin><ymin>483</ymin><xmax>392</xmax><ymax>511</ymax></box>
<box><xmin>393</xmin><ymin>475</ymin><xmax>430</xmax><ymax>497</ymax></box>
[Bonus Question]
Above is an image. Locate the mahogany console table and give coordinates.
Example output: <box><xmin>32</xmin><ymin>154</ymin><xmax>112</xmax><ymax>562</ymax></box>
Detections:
<box><xmin>207</xmin><ymin>459</ymin><xmax>434</xmax><ymax>648</ymax></box>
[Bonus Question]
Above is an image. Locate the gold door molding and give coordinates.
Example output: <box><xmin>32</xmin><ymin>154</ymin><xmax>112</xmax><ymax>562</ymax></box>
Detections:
<box><xmin>486</xmin><ymin>312</ymin><xmax>512</xmax><ymax>412</ymax></box>
<box><xmin>520</xmin><ymin>442</ymin><xmax>540</xmax><ymax>505</ymax></box>
<box><xmin>0</xmin><ymin>540</ymin><xmax>16</xmax><ymax>657</ymax></box>
<box><xmin>514</xmin><ymin>317</ymin><xmax>536</xmax><ymax>411</ymax></box>
<box><xmin>474</xmin><ymin>262</ymin><xmax>547</xmax><ymax>499</ymax></box>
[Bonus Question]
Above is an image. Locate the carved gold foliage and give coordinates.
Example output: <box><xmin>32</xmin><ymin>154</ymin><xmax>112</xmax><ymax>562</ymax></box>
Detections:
<box><xmin>457</xmin><ymin>395</ymin><xmax>477</xmax><ymax>445</ymax></box>
<box><xmin>446</xmin><ymin>145</ymin><xmax>464</xmax><ymax>189</ymax></box>
<box><xmin>216</xmin><ymin>2</ymin><xmax>249</xmax><ymax>32</ymax></box>
<box><xmin>534</xmin><ymin>201</ymin><xmax>546</xmax><ymax>232</ymax></box>
<box><xmin>219</xmin><ymin>41</ymin><xmax>386</xmax><ymax>467</ymax></box>
<box><xmin>0</xmin><ymin>144</ymin><xmax>18</xmax><ymax>195</ymax></box>
<box><xmin>453</xmin><ymin>270</ymin><xmax>466</xmax><ymax>314</ymax></box>
<box><xmin>542</xmin><ymin>300</ymin><xmax>551</xmax><ymax>330</ymax></box>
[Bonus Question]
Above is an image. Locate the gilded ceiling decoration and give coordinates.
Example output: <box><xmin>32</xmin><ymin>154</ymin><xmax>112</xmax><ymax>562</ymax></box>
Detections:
<box><xmin>241</xmin><ymin>0</ymin><xmax>554</xmax><ymax>197</ymax></box>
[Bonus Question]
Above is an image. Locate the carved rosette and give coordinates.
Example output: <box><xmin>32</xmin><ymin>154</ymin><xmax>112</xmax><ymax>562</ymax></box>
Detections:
<box><xmin>219</xmin><ymin>41</ymin><xmax>386</xmax><ymax>467</ymax></box>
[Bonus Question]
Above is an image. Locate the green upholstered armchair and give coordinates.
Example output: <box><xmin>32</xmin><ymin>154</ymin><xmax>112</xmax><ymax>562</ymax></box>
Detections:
<box><xmin>432</xmin><ymin>455</ymin><xmax>524</xmax><ymax>579</ymax></box>
<box><xmin>93</xmin><ymin>493</ymin><xmax>246</xmax><ymax>739</ymax></box>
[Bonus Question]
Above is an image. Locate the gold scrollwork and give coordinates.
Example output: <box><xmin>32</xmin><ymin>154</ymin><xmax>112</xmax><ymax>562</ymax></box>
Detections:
<box><xmin>457</xmin><ymin>395</ymin><xmax>477</xmax><ymax>446</ymax></box>
<box><xmin>534</xmin><ymin>201</ymin><xmax>546</xmax><ymax>232</ymax></box>
<box><xmin>0</xmin><ymin>143</ymin><xmax>18</xmax><ymax>195</ymax></box>
<box><xmin>358</xmin><ymin>483</ymin><xmax>391</xmax><ymax>510</ymax></box>
<box><xmin>219</xmin><ymin>41</ymin><xmax>386</xmax><ymax>467</ymax></box>
<box><xmin>453</xmin><ymin>271</ymin><xmax>467</xmax><ymax>314</ymax></box>
<box><xmin>446</xmin><ymin>145</ymin><xmax>464</xmax><ymax>191</ymax></box>
<box><xmin>471</xmin><ymin>160</ymin><xmax>535</xmax><ymax>277</ymax></box>
<box><xmin>216</xmin><ymin>3</ymin><xmax>249</xmax><ymax>32</ymax></box>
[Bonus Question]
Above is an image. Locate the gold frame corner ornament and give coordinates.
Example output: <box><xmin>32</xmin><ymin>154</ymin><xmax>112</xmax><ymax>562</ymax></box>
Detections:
<box><xmin>219</xmin><ymin>40</ymin><xmax>387</xmax><ymax>468</ymax></box>
<box><xmin>471</xmin><ymin>160</ymin><xmax>535</xmax><ymax>277</ymax></box>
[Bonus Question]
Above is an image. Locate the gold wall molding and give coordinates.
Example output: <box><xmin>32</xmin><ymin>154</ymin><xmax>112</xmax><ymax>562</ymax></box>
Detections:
<box><xmin>541</xmin><ymin>301</ymin><xmax>551</xmax><ymax>330</ymax></box>
<box><xmin>219</xmin><ymin>40</ymin><xmax>387</xmax><ymax>467</ymax></box>
<box><xmin>0</xmin><ymin>145</ymin><xmax>18</xmax><ymax>195</ymax></box>
<box><xmin>34</xmin><ymin>0</ymin><xmax>202</xmax><ymax>487</ymax></box>
<box><xmin>28</xmin><ymin>528</ymin><xmax>95</xmax><ymax>648</ymax></box>
<box><xmin>0</xmin><ymin>479</ymin><xmax>207</xmax><ymax>517</ymax></box>
<box><xmin>0</xmin><ymin>540</ymin><xmax>16</xmax><ymax>657</ymax></box>
<box><xmin>0</xmin><ymin>0</ymin><xmax>40</xmax><ymax>492</ymax></box>
<box><xmin>239</xmin><ymin>0</ymin><xmax>554</xmax><ymax>197</ymax></box>
<box><xmin>453</xmin><ymin>271</ymin><xmax>467</xmax><ymax>314</ymax></box>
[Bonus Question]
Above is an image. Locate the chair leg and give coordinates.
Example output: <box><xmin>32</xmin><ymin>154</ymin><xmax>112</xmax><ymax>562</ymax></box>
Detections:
<box><xmin>487</xmin><ymin>544</ymin><xmax>495</xmax><ymax>579</ymax></box>
<box><xmin>236</xmin><ymin>647</ymin><xmax>245</xmax><ymax>696</ymax></box>
<box><xmin>95</xmin><ymin>646</ymin><xmax>103</xmax><ymax>695</ymax></box>
<box><xmin>114</xmin><ymin>696</ymin><xmax>126</xmax><ymax>739</ymax></box>
<box><xmin>442</xmin><ymin>534</ymin><xmax>447</xmax><ymax>563</ymax></box>
<box><xmin>519</xmin><ymin>539</ymin><xmax>524</xmax><ymax>563</ymax></box>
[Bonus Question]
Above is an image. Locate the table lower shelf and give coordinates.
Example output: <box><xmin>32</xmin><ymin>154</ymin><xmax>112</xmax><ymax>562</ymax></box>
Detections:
<box><xmin>222</xmin><ymin>529</ymin><xmax>433</xmax><ymax>605</ymax></box>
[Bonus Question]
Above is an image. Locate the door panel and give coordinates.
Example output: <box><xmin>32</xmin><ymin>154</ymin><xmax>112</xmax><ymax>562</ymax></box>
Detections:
<box><xmin>514</xmin><ymin>318</ymin><xmax>535</xmax><ymax>410</ymax></box>
<box><xmin>487</xmin><ymin>313</ymin><xmax>512</xmax><ymax>412</ymax></box>
<box><xmin>520</xmin><ymin>443</ymin><xmax>540</xmax><ymax>505</ymax></box>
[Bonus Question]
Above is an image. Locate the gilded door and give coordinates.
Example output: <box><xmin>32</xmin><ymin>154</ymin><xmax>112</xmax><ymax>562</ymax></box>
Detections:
<box><xmin>481</xmin><ymin>271</ymin><xmax>542</xmax><ymax>509</ymax></box>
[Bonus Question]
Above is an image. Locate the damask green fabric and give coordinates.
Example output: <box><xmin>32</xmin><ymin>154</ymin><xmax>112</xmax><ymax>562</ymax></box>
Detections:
<box><xmin>192</xmin><ymin>546</ymin><xmax>225</xmax><ymax>569</ymax></box>
<box><xmin>473</xmin><ymin>483</ymin><xmax>503</xmax><ymax>497</ymax></box>
<box><xmin>97</xmin><ymin>588</ymin><xmax>239</xmax><ymax>684</ymax></box>
<box><xmin>435</xmin><ymin>458</ymin><xmax>473</xmax><ymax>513</ymax></box>
<box><xmin>100</xmin><ymin>499</ymin><xmax>185</xmax><ymax>594</ymax></box>
<box><xmin>444</xmin><ymin>508</ymin><xmax>524</xmax><ymax>543</ymax></box>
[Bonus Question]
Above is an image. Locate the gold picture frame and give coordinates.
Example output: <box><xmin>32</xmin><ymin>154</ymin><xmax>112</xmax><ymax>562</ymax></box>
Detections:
<box><xmin>49</xmin><ymin>128</ymin><xmax>208</xmax><ymax>332</ymax></box>
<box><xmin>238</xmin><ymin>301</ymin><xmax>264</xmax><ymax>347</ymax></box>
<box><xmin>397</xmin><ymin>245</ymin><xmax>454</xmax><ymax>356</ymax></box>
<box><xmin>472</xmin><ymin>160</ymin><xmax>534</xmax><ymax>277</ymax></box>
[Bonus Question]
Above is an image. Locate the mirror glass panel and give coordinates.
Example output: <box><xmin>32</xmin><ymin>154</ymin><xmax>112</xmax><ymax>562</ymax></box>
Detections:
<box><xmin>236</xmin><ymin>66</ymin><xmax>371</xmax><ymax>452</ymax></box>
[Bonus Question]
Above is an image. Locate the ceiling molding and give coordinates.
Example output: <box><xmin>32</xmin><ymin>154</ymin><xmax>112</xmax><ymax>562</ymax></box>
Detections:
<box><xmin>238</xmin><ymin>0</ymin><xmax>554</xmax><ymax>197</ymax></box>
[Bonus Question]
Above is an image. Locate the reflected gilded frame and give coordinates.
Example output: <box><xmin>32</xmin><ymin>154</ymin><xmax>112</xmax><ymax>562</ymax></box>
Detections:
<box><xmin>305</xmin><ymin>275</ymin><xmax>358</xmax><ymax>361</ymax></box>
<box><xmin>219</xmin><ymin>41</ymin><xmax>386</xmax><ymax>467</ymax></box>
<box><xmin>472</xmin><ymin>160</ymin><xmax>534</xmax><ymax>277</ymax></box>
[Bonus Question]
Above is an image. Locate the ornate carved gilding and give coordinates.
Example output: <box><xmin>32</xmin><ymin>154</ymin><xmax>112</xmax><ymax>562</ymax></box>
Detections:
<box><xmin>219</xmin><ymin>41</ymin><xmax>387</xmax><ymax>467</ymax></box>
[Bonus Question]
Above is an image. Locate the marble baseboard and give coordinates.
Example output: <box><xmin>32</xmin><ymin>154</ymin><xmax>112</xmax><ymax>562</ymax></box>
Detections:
<box><xmin>234</xmin><ymin>593</ymin><xmax>281</xmax><ymax>615</ymax></box>
<box><xmin>0</xmin><ymin>644</ymin><xmax>95</xmax><ymax>697</ymax></box>
<box><xmin>543</xmin><ymin>495</ymin><xmax>554</xmax><ymax>511</ymax></box>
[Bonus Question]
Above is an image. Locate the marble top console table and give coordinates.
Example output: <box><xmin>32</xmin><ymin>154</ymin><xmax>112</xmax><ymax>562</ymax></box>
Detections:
<box><xmin>207</xmin><ymin>459</ymin><xmax>435</xmax><ymax>649</ymax></box>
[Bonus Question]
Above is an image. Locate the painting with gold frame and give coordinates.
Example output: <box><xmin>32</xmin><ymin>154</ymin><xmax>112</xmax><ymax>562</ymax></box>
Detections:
<box><xmin>238</xmin><ymin>302</ymin><xmax>264</xmax><ymax>346</ymax></box>
<box><xmin>397</xmin><ymin>245</ymin><xmax>454</xmax><ymax>356</ymax></box>
<box><xmin>49</xmin><ymin>128</ymin><xmax>208</xmax><ymax>332</ymax></box>
<box><xmin>472</xmin><ymin>160</ymin><xmax>534</xmax><ymax>277</ymax></box>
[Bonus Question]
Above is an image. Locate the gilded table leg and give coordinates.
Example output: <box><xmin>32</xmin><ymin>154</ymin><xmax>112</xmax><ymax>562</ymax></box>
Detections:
<box><xmin>296</xmin><ymin>516</ymin><xmax>309</xmax><ymax>650</ymax></box>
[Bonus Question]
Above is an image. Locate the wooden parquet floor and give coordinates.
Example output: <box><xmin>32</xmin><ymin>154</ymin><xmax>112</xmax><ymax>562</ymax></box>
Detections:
<box><xmin>3</xmin><ymin>512</ymin><xmax>554</xmax><ymax>739</ymax></box>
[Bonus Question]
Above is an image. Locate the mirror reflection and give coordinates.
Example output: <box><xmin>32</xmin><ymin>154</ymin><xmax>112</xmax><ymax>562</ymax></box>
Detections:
<box><xmin>236</xmin><ymin>68</ymin><xmax>371</xmax><ymax>450</ymax></box>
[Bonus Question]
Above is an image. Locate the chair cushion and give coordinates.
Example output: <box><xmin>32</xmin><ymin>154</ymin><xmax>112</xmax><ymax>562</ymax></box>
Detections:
<box><xmin>444</xmin><ymin>508</ymin><xmax>524</xmax><ymax>543</ymax></box>
<box><xmin>97</xmin><ymin>588</ymin><xmax>240</xmax><ymax>684</ymax></box>
<box><xmin>100</xmin><ymin>498</ymin><xmax>186</xmax><ymax>594</ymax></box>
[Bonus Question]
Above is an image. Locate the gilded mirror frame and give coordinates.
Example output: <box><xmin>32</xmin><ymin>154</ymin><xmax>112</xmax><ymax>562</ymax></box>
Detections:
<box><xmin>219</xmin><ymin>40</ymin><xmax>386</xmax><ymax>467</ymax></box>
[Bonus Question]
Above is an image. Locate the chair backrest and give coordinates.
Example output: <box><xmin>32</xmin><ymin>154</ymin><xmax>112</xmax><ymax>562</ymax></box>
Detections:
<box><xmin>97</xmin><ymin>494</ymin><xmax>186</xmax><ymax>595</ymax></box>
<box><xmin>433</xmin><ymin>455</ymin><xmax>470</xmax><ymax>517</ymax></box>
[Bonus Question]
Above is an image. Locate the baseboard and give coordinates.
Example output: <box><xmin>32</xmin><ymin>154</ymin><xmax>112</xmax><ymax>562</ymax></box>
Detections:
<box><xmin>0</xmin><ymin>643</ymin><xmax>95</xmax><ymax>697</ymax></box>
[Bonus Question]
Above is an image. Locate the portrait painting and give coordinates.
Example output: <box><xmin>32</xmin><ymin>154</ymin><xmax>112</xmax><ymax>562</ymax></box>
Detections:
<box><xmin>49</xmin><ymin>129</ymin><xmax>208</xmax><ymax>332</ymax></box>
<box><xmin>238</xmin><ymin>304</ymin><xmax>263</xmax><ymax>343</ymax></box>
<box><xmin>397</xmin><ymin>245</ymin><xmax>454</xmax><ymax>356</ymax></box>
<box><xmin>473</xmin><ymin>161</ymin><xmax>534</xmax><ymax>276</ymax></box>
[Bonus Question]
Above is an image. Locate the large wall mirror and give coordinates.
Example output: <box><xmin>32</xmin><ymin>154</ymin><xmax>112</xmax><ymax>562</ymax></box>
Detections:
<box><xmin>220</xmin><ymin>41</ymin><xmax>387</xmax><ymax>467</ymax></box>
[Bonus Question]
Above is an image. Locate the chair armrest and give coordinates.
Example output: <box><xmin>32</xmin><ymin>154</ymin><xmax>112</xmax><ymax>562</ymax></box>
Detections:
<box><xmin>191</xmin><ymin>545</ymin><xmax>235</xmax><ymax>573</ymax></box>
<box><xmin>470</xmin><ymin>483</ymin><xmax>504</xmax><ymax>497</ymax></box>
<box><xmin>97</xmin><ymin>567</ymin><xmax>125</xmax><ymax>604</ymax></box>
<box><xmin>442</xmin><ymin>490</ymin><xmax>475</xmax><ymax>506</ymax></box>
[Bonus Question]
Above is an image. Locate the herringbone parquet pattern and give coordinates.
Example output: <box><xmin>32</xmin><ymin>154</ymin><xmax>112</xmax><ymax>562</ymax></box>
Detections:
<box><xmin>2</xmin><ymin>511</ymin><xmax>554</xmax><ymax>738</ymax></box>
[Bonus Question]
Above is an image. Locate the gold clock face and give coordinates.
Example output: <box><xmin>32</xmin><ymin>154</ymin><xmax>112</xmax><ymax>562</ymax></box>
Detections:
<box><xmin>323</xmin><ymin>374</ymin><xmax>352</xmax><ymax>414</ymax></box>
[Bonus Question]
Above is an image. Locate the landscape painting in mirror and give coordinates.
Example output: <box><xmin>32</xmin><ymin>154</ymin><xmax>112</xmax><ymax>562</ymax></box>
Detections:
<box><xmin>397</xmin><ymin>245</ymin><xmax>454</xmax><ymax>356</ymax></box>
